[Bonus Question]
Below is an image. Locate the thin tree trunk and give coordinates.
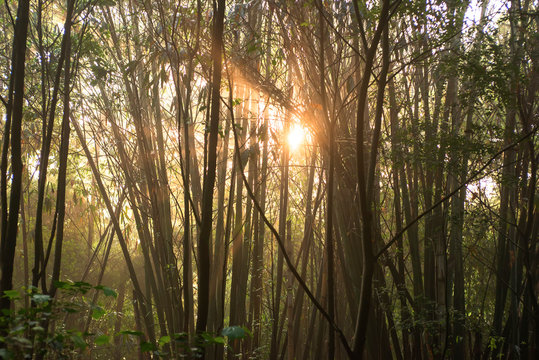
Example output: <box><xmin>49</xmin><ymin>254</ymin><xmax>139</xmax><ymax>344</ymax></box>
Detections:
<box><xmin>196</xmin><ymin>0</ymin><xmax>226</xmax><ymax>343</ymax></box>
<box><xmin>229</xmin><ymin>95</ymin><xmax>247</xmax><ymax>358</ymax></box>
<box><xmin>352</xmin><ymin>6</ymin><xmax>391</xmax><ymax>355</ymax></box>
<box><xmin>73</xmin><ymin>118</ymin><xmax>156</xmax><ymax>345</ymax></box>
<box><xmin>286</xmin><ymin>220</ymin><xmax>294</xmax><ymax>360</ymax></box>
<box><xmin>49</xmin><ymin>5</ymin><xmax>73</xmax><ymax>298</ymax></box>
<box><xmin>319</xmin><ymin>4</ymin><xmax>335</xmax><ymax>357</ymax></box>
<box><xmin>31</xmin><ymin>0</ymin><xmax>74</xmax><ymax>290</ymax></box>
<box><xmin>389</xmin><ymin>72</ymin><xmax>412</xmax><ymax>360</ymax></box>
<box><xmin>270</xmin><ymin>107</ymin><xmax>290</xmax><ymax>360</ymax></box>
<box><xmin>0</xmin><ymin>0</ymin><xmax>30</xmax><ymax>315</ymax></box>
<box><xmin>209</xmin><ymin>113</ymin><xmax>230</xmax><ymax>328</ymax></box>
<box><xmin>292</xmin><ymin>154</ymin><xmax>318</xmax><ymax>358</ymax></box>
<box><xmin>249</xmin><ymin>115</ymin><xmax>268</xmax><ymax>354</ymax></box>
<box><xmin>20</xmin><ymin>183</ymin><xmax>29</xmax><ymax>309</ymax></box>
<box><xmin>114</xmin><ymin>282</ymin><xmax>127</xmax><ymax>360</ymax></box>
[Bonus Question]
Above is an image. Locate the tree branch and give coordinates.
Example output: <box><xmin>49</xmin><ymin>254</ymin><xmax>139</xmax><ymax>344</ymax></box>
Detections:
<box><xmin>376</xmin><ymin>126</ymin><xmax>538</xmax><ymax>259</ymax></box>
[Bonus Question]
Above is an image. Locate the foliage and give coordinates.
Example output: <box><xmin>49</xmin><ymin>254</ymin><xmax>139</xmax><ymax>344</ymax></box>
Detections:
<box><xmin>0</xmin><ymin>282</ymin><xmax>116</xmax><ymax>359</ymax></box>
<box><xmin>0</xmin><ymin>0</ymin><xmax>536</xmax><ymax>358</ymax></box>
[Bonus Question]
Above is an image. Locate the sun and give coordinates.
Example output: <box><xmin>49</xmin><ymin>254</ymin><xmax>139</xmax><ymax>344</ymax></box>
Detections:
<box><xmin>287</xmin><ymin>124</ymin><xmax>305</xmax><ymax>152</ymax></box>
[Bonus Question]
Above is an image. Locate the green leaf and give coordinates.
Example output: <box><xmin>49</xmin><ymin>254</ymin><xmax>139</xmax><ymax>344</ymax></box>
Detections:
<box><xmin>172</xmin><ymin>332</ymin><xmax>188</xmax><ymax>343</ymax></box>
<box><xmin>54</xmin><ymin>281</ymin><xmax>69</xmax><ymax>289</ymax></box>
<box><xmin>140</xmin><ymin>341</ymin><xmax>156</xmax><ymax>352</ymax></box>
<box><xmin>200</xmin><ymin>332</ymin><xmax>226</xmax><ymax>345</ymax></box>
<box><xmin>52</xmin><ymin>281</ymin><xmax>94</xmax><ymax>294</ymax></box>
<box><xmin>103</xmin><ymin>287</ymin><xmax>117</xmax><ymax>298</ymax></box>
<box><xmin>95</xmin><ymin>335</ymin><xmax>110</xmax><ymax>346</ymax></box>
<box><xmin>212</xmin><ymin>336</ymin><xmax>225</xmax><ymax>344</ymax></box>
<box><xmin>73</xmin><ymin>282</ymin><xmax>93</xmax><ymax>293</ymax></box>
<box><xmin>0</xmin><ymin>348</ymin><xmax>14</xmax><ymax>360</ymax></box>
<box><xmin>70</xmin><ymin>334</ymin><xmax>87</xmax><ymax>350</ymax></box>
<box><xmin>3</xmin><ymin>290</ymin><xmax>20</xmax><ymax>300</ymax></box>
<box><xmin>9</xmin><ymin>324</ymin><xmax>25</xmax><ymax>335</ymax></box>
<box><xmin>91</xmin><ymin>306</ymin><xmax>106</xmax><ymax>320</ymax></box>
<box><xmin>158</xmin><ymin>335</ymin><xmax>171</xmax><ymax>346</ymax></box>
<box><xmin>31</xmin><ymin>326</ymin><xmax>45</xmax><ymax>333</ymax></box>
<box><xmin>221</xmin><ymin>326</ymin><xmax>250</xmax><ymax>340</ymax></box>
<box><xmin>95</xmin><ymin>285</ymin><xmax>117</xmax><ymax>298</ymax></box>
<box><xmin>31</xmin><ymin>294</ymin><xmax>51</xmax><ymax>304</ymax></box>
<box><xmin>11</xmin><ymin>337</ymin><xmax>32</xmax><ymax>346</ymax></box>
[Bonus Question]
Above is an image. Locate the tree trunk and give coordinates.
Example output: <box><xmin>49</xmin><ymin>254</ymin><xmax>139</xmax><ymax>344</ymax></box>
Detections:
<box><xmin>0</xmin><ymin>0</ymin><xmax>30</xmax><ymax>315</ymax></box>
<box><xmin>196</xmin><ymin>0</ymin><xmax>226</xmax><ymax>343</ymax></box>
<box><xmin>270</xmin><ymin>105</ymin><xmax>290</xmax><ymax>360</ymax></box>
<box><xmin>352</xmin><ymin>5</ymin><xmax>391</xmax><ymax>356</ymax></box>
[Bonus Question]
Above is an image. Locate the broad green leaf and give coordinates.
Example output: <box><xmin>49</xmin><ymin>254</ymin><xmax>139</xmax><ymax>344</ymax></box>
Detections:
<box><xmin>94</xmin><ymin>285</ymin><xmax>117</xmax><ymax>298</ymax></box>
<box><xmin>3</xmin><ymin>290</ymin><xmax>20</xmax><ymax>300</ymax></box>
<box><xmin>102</xmin><ymin>287</ymin><xmax>117</xmax><ymax>298</ymax></box>
<box><xmin>92</xmin><ymin>306</ymin><xmax>106</xmax><ymax>320</ymax></box>
<box><xmin>158</xmin><ymin>335</ymin><xmax>171</xmax><ymax>346</ymax></box>
<box><xmin>221</xmin><ymin>326</ymin><xmax>250</xmax><ymax>340</ymax></box>
<box><xmin>199</xmin><ymin>332</ymin><xmax>226</xmax><ymax>345</ymax></box>
<box><xmin>31</xmin><ymin>326</ymin><xmax>45</xmax><ymax>333</ymax></box>
<box><xmin>11</xmin><ymin>337</ymin><xmax>32</xmax><ymax>346</ymax></box>
<box><xmin>31</xmin><ymin>294</ymin><xmax>51</xmax><ymax>304</ymax></box>
<box><xmin>9</xmin><ymin>324</ymin><xmax>25</xmax><ymax>335</ymax></box>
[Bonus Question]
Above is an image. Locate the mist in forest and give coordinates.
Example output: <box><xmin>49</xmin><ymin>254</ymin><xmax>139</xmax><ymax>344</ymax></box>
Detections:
<box><xmin>0</xmin><ymin>0</ymin><xmax>537</xmax><ymax>359</ymax></box>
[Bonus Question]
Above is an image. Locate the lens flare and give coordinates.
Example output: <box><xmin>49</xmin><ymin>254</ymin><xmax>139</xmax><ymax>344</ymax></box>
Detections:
<box><xmin>287</xmin><ymin>124</ymin><xmax>305</xmax><ymax>152</ymax></box>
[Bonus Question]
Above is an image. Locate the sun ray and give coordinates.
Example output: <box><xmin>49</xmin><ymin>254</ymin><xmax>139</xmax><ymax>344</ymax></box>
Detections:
<box><xmin>287</xmin><ymin>123</ymin><xmax>305</xmax><ymax>152</ymax></box>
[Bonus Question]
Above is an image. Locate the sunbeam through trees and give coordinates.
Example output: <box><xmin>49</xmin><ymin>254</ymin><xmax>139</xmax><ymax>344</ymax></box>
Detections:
<box><xmin>0</xmin><ymin>0</ymin><xmax>537</xmax><ymax>359</ymax></box>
